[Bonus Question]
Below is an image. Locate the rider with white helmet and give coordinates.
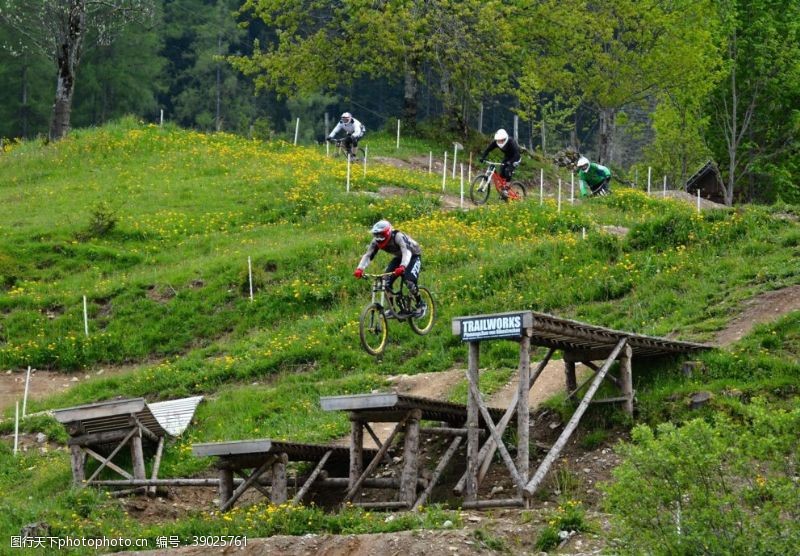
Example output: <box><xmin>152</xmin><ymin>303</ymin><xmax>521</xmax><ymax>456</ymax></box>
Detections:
<box><xmin>479</xmin><ymin>129</ymin><xmax>522</xmax><ymax>190</ymax></box>
<box><xmin>576</xmin><ymin>156</ymin><xmax>612</xmax><ymax>196</ymax></box>
<box><xmin>354</xmin><ymin>220</ymin><xmax>424</xmax><ymax>316</ymax></box>
<box><xmin>327</xmin><ymin>111</ymin><xmax>366</xmax><ymax>158</ymax></box>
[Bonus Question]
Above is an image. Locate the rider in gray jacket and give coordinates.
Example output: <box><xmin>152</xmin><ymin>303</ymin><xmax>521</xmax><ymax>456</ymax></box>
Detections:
<box><xmin>328</xmin><ymin>112</ymin><xmax>365</xmax><ymax>158</ymax></box>
<box><xmin>354</xmin><ymin>220</ymin><xmax>422</xmax><ymax>314</ymax></box>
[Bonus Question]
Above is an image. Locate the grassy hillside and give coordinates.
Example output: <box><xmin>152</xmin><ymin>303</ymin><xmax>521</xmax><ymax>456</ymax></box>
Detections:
<box><xmin>0</xmin><ymin>119</ymin><xmax>798</xmax><ymax>553</ymax></box>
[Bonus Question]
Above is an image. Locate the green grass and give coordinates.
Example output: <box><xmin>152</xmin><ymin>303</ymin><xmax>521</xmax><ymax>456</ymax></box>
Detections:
<box><xmin>0</xmin><ymin>118</ymin><xmax>798</xmax><ymax>551</ymax></box>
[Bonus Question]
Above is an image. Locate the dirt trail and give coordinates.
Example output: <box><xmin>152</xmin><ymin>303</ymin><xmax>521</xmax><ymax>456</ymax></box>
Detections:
<box><xmin>713</xmin><ymin>285</ymin><xmax>800</xmax><ymax>346</ymax></box>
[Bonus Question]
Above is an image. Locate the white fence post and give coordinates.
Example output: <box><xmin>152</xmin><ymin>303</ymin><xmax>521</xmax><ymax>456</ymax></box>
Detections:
<box><xmin>540</xmin><ymin>168</ymin><xmax>544</xmax><ymax>205</ymax></box>
<box><xmin>442</xmin><ymin>152</ymin><xmax>447</xmax><ymax>191</ymax></box>
<box><xmin>22</xmin><ymin>366</ymin><xmax>31</xmax><ymax>418</ymax></box>
<box><xmin>570</xmin><ymin>172</ymin><xmax>575</xmax><ymax>204</ymax></box>
<box><xmin>14</xmin><ymin>400</ymin><xmax>19</xmax><ymax>456</ymax></box>
<box><xmin>248</xmin><ymin>257</ymin><xmax>254</xmax><ymax>302</ymax></box>
<box><xmin>160</xmin><ymin>109</ymin><xmax>164</xmax><ymax>126</ymax></box>
<box><xmin>293</xmin><ymin>117</ymin><xmax>300</xmax><ymax>145</ymax></box>
<box><xmin>346</xmin><ymin>156</ymin><xmax>351</xmax><ymax>193</ymax></box>
<box><xmin>396</xmin><ymin>119</ymin><xmax>401</xmax><ymax>149</ymax></box>
<box><xmin>697</xmin><ymin>189</ymin><xmax>701</xmax><ymax>213</ymax></box>
<box><xmin>558</xmin><ymin>178</ymin><xmax>562</xmax><ymax>213</ymax></box>
<box><xmin>663</xmin><ymin>175</ymin><xmax>667</xmax><ymax>198</ymax></box>
<box><xmin>460</xmin><ymin>164</ymin><xmax>464</xmax><ymax>209</ymax></box>
<box><xmin>363</xmin><ymin>146</ymin><xmax>368</xmax><ymax>177</ymax></box>
<box><xmin>452</xmin><ymin>143</ymin><xmax>462</xmax><ymax>178</ymax></box>
<box><xmin>468</xmin><ymin>153</ymin><xmax>473</xmax><ymax>182</ymax></box>
<box><xmin>647</xmin><ymin>166</ymin><xmax>652</xmax><ymax>195</ymax></box>
<box><xmin>428</xmin><ymin>151</ymin><xmax>432</xmax><ymax>174</ymax></box>
<box><xmin>83</xmin><ymin>295</ymin><xmax>89</xmax><ymax>337</ymax></box>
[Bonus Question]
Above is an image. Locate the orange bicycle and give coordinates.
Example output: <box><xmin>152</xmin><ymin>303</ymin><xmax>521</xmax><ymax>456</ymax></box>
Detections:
<box><xmin>470</xmin><ymin>160</ymin><xmax>526</xmax><ymax>205</ymax></box>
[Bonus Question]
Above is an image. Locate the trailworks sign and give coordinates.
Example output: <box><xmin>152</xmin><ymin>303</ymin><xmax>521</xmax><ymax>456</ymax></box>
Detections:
<box><xmin>459</xmin><ymin>314</ymin><xmax>524</xmax><ymax>341</ymax></box>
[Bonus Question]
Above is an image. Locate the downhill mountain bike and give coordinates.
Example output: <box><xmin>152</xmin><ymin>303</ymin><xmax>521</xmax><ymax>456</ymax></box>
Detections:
<box><xmin>329</xmin><ymin>137</ymin><xmax>365</xmax><ymax>162</ymax></box>
<box><xmin>358</xmin><ymin>272</ymin><xmax>436</xmax><ymax>356</ymax></box>
<box><xmin>470</xmin><ymin>160</ymin><xmax>526</xmax><ymax>205</ymax></box>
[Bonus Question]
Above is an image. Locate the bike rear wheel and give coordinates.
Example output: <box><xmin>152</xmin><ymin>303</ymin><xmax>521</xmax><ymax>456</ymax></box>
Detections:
<box><xmin>507</xmin><ymin>181</ymin><xmax>526</xmax><ymax>201</ymax></box>
<box><xmin>470</xmin><ymin>174</ymin><xmax>491</xmax><ymax>205</ymax></box>
<box><xmin>359</xmin><ymin>303</ymin><xmax>388</xmax><ymax>356</ymax></box>
<box><xmin>409</xmin><ymin>287</ymin><xmax>436</xmax><ymax>335</ymax></box>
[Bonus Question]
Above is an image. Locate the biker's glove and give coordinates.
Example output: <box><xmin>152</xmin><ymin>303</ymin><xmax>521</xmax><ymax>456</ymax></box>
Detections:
<box><xmin>354</xmin><ymin>268</ymin><xmax>364</xmax><ymax>279</ymax></box>
<box><xmin>393</xmin><ymin>265</ymin><xmax>405</xmax><ymax>277</ymax></box>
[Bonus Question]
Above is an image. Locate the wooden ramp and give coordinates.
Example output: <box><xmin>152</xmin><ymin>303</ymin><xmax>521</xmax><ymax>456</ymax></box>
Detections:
<box><xmin>54</xmin><ymin>396</ymin><xmax>203</xmax><ymax>492</ymax></box>
<box><xmin>451</xmin><ymin>310</ymin><xmax>713</xmax><ymax>507</ymax></box>
<box><xmin>192</xmin><ymin>439</ymin><xmax>379</xmax><ymax>511</ymax></box>
<box><xmin>320</xmin><ymin>393</ymin><xmax>507</xmax><ymax>510</ymax></box>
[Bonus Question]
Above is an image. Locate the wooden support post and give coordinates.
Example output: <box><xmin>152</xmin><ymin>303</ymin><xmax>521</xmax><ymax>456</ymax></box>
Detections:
<box><xmin>84</xmin><ymin>446</ymin><xmax>133</xmax><ymax>480</ymax></box>
<box><xmin>236</xmin><ymin>470</ymin><xmax>272</xmax><ymax>498</ymax></box>
<box><xmin>148</xmin><ymin>436</ymin><xmax>165</xmax><ymax>496</ymax></box>
<box><xmin>130</xmin><ymin>430</ymin><xmax>146</xmax><ymax>481</ymax></box>
<box><xmin>349</xmin><ymin>418</ymin><xmax>364</xmax><ymax>489</ymax></box>
<box><xmin>455</xmin><ymin>347</ymin><xmax>555</xmax><ymax>495</ymax></box>
<box><xmin>364</xmin><ymin>422</ymin><xmax>392</xmax><ymax>465</ymax></box>
<box><xmin>399</xmin><ymin>409</ymin><xmax>422</xmax><ymax>506</ymax></box>
<box><xmin>462</xmin><ymin>498</ymin><xmax>524</xmax><ymax>509</ymax></box>
<box><xmin>292</xmin><ymin>450</ymin><xmax>332</xmax><ymax>505</ymax></box>
<box><xmin>467</xmin><ymin>377</ymin><xmax>525</xmax><ymax>491</ymax></box>
<box><xmin>524</xmin><ymin>338</ymin><xmax>628</xmax><ymax>498</ymax></box>
<box><xmin>565</xmin><ymin>360</ymin><xmax>578</xmax><ymax>393</ymax></box>
<box><xmin>344</xmin><ymin>414</ymin><xmax>409</xmax><ymax>503</ymax></box>
<box><xmin>219</xmin><ymin>468</ymin><xmax>234</xmax><ymax>509</ymax></box>
<box><xmin>412</xmin><ymin>436</ymin><xmax>462</xmax><ymax>510</ymax></box>
<box><xmin>517</xmin><ymin>335</ymin><xmax>531</xmax><ymax>492</ymax></box>
<box><xmin>70</xmin><ymin>445</ymin><xmax>85</xmax><ymax>487</ymax></box>
<box><xmin>465</xmin><ymin>341</ymin><xmax>480</xmax><ymax>502</ymax></box>
<box><xmin>619</xmin><ymin>344</ymin><xmax>634</xmax><ymax>415</ymax></box>
<box><xmin>271</xmin><ymin>453</ymin><xmax>288</xmax><ymax>504</ymax></box>
<box><xmin>220</xmin><ymin>455</ymin><xmax>277</xmax><ymax>512</ymax></box>
<box><xmin>85</xmin><ymin>428</ymin><xmax>137</xmax><ymax>484</ymax></box>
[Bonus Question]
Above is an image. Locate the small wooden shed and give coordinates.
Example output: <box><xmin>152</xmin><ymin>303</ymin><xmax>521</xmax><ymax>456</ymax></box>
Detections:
<box><xmin>685</xmin><ymin>160</ymin><xmax>725</xmax><ymax>203</ymax></box>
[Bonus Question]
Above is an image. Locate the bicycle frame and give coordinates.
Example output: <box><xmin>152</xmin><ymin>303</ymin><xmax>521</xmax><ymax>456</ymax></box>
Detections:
<box><xmin>368</xmin><ymin>273</ymin><xmax>408</xmax><ymax>319</ymax></box>
<box><xmin>481</xmin><ymin>161</ymin><xmax>522</xmax><ymax>200</ymax></box>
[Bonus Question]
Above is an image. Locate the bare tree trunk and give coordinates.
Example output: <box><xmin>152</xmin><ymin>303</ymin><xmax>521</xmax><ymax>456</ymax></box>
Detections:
<box><xmin>49</xmin><ymin>1</ymin><xmax>86</xmax><ymax>141</ymax></box>
<box><xmin>597</xmin><ymin>108</ymin><xmax>616</xmax><ymax>165</ymax></box>
<box><xmin>403</xmin><ymin>63</ymin><xmax>419</xmax><ymax>130</ymax></box>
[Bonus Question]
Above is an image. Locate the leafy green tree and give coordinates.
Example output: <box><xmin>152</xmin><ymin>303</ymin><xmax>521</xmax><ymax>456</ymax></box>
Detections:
<box><xmin>708</xmin><ymin>0</ymin><xmax>800</xmax><ymax>205</ymax></box>
<box><xmin>0</xmin><ymin>0</ymin><xmax>156</xmax><ymax>140</ymax></box>
<box><xmin>0</xmin><ymin>26</ymin><xmax>51</xmax><ymax>138</ymax></box>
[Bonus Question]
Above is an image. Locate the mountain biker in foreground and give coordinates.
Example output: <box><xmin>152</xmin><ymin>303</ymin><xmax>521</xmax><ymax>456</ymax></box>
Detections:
<box><xmin>354</xmin><ymin>220</ymin><xmax>424</xmax><ymax>317</ymax></box>
<box><xmin>327</xmin><ymin>112</ymin><xmax>365</xmax><ymax>159</ymax></box>
<box><xmin>577</xmin><ymin>156</ymin><xmax>612</xmax><ymax>196</ymax></box>
<box><xmin>479</xmin><ymin>129</ymin><xmax>522</xmax><ymax>198</ymax></box>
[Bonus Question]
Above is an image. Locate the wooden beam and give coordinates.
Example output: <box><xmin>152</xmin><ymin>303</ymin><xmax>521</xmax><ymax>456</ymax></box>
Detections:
<box><xmin>352</xmin><ymin>501</ymin><xmax>410</xmax><ymax>510</ymax></box>
<box><xmin>84</xmin><ymin>446</ymin><xmax>133</xmax><ymax>481</ymax></box>
<box><xmin>84</xmin><ymin>428</ymin><xmax>137</xmax><ymax>484</ymax></box>
<box><xmin>564</xmin><ymin>360</ymin><xmax>578</xmax><ymax>393</ymax></box>
<box><xmin>70</xmin><ymin>444</ymin><xmax>85</xmax><ymax>487</ymax></box>
<box><xmin>271</xmin><ymin>454</ymin><xmax>288</xmax><ymax>504</ymax></box>
<box><xmin>364</xmin><ymin>423</ymin><xmax>392</xmax><ymax>466</ymax></box>
<box><xmin>517</xmin><ymin>335</ymin><xmax>531</xmax><ymax>489</ymax></box>
<box><xmin>465</xmin><ymin>341</ymin><xmax>480</xmax><ymax>502</ymax></box>
<box><xmin>67</xmin><ymin>428</ymin><xmax>136</xmax><ymax>446</ymax></box>
<box><xmin>461</xmin><ymin>498</ymin><xmax>524</xmax><ymax>509</ymax></box>
<box><xmin>220</xmin><ymin>455</ymin><xmax>277</xmax><ymax>512</ymax></box>
<box><xmin>412</xmin><ymin>436</ymin><xmax>462</xmax><ymax>510</ymax></box>
<box><xmin>349</xmin><ymin>419</ymin><xmax>364</xmax><ymax>489</ymax></box>
<box><xmin>344</xmin><ymin>413</ymin><xmax>409</xmax><ymax>503</ymax></box>
<box><xmin>524</xmin><ymin>338</ymin><xmax>628</xmax><ymax>497</ymax></box>
<box><xmin>292</xmin><ymin>450</ymin><xmax>332</xmax><ymax>505</ymax></box>
<box><xmin>467</xmin><ymin>376</ymin><xmax>525</xmax><ymax>491</ymax></box>
<box><xmin>454</xmin><ymin>347</ymin><xmax>555</xmax><ymax>495</ymax></box>
<box><xmin>399</xmin><ymin>409</ymin><xmax>422</xmax><ymax>506</ymax></box>
<box><xmin>619</xmin><ymin>344</ymin><xmax>634</xmax><ymax>415</ymax></box>
<box><xmin>219</xmin><ymin>468</ymin><xmax>234</xmax><ymax>508</ymax></box>
<box><xmin>148</xmin><ymin>436</ymin><xmax>165</xmax><ymax>496</ymax></box>
<box><xmin>236</xmin><ymin>470</ymin><xmax>271</xmax><ymax>498</ymax></box>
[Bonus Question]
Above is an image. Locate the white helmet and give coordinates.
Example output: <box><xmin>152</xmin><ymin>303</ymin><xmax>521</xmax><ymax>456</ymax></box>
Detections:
<box><xmin>494</xmin><ymin>129</ymin><xmax>509</xmax><ymax>147</ymax></box>
<box><xmin>341</xmin><ymin>112</ymin><xmax>352</xmax><ymax>123</ymax></box>
<box><xmin>577</xmin><ymin>156</ymin><xmax>590</xmax><ymax>171</ymax></box>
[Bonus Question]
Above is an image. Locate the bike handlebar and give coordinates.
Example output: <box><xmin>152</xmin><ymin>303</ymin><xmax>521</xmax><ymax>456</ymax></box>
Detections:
<box><xmin>363</xmin><ymin>272</ymin><xmax>394</xmax><ymax>279</ymax></box>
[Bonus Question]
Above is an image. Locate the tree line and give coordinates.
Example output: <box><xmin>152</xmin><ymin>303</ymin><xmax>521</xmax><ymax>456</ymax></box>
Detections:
<box><xmin>0</xmin><ymin>0</ymin><xmax>797</xmax><ymax>205</ymax></box>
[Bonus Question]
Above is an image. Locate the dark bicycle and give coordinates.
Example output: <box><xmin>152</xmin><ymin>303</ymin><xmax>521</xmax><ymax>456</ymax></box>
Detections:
<box><xmin>359</xmin><ymin>272</ymin><xmax>436</xmax><ymax>356</ymax></box>
<box><xmin>329</xmin><ymin>137</ymin><xmax>365</xmax><ymax>162</ymax></box>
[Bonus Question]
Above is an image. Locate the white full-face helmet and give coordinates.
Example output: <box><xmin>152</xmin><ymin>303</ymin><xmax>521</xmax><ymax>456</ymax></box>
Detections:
<box><xmin>341</xmin><ymin>112</ymin><xmax>352</xmax><ymax>124</ymax></box>
<box><xmin>494</xmin><ymin>128</ymin><xmax>509</xmax><ymax>147</ymax></box>
<box><xmin>577</xmin><ymin>156</ymin><xmax>590</xmax><ymax>171</ymax></box>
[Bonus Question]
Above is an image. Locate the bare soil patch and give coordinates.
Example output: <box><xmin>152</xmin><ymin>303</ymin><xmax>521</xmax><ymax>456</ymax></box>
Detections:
<box><xmin>714</xmin><ymin>285</ymin><xmax>800</xmax><ymax>346</ymax></box>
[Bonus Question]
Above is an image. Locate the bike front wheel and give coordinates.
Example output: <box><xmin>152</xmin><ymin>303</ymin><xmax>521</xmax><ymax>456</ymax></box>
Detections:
<box><xmin>507</xmin><ymin>181</ymin><xmax>527</xmax><ymax>201</ymax></box>
<box><xmin>409</xmin><ymin>287</ymin><xmax>436</xmax><ymax>335</ymax></box>
<box><xmin>470</xmin><ymin>174</ymin><xmax>491</xmax><ymax>205</ymax></box>
<box><xmin>359</xmin><ymin>303</ymin><xmax>388</xmax><ymax>356</ymax></box>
